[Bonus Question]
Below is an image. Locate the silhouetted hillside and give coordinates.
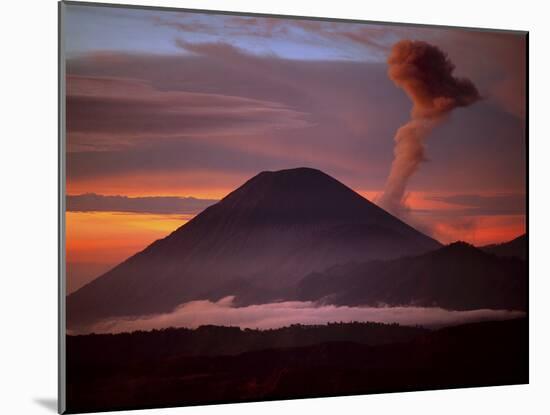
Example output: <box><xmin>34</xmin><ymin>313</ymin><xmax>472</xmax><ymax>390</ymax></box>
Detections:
<box><xmin>67</xmin><ymin>168</ymin><xmax>440</xmax><ymax>329</ymax></box>
<box><xmin>482</xmin><ymin>234</ymin><xmax>527</xmax><ymax>260</ymax></box>
<box><xmin>66</xmin><ymin>318</ymin><xmax>527</xmax><ymax>413</ymax></box>
<box><xmin>296</xmin><ymin>241</ymin><xmax>527</xmax><ymax>310</ymax></box>
<box><xmin>67</xmin><ymin>321</ymin><xmax>426</xmax><ymax>360</ymax></box>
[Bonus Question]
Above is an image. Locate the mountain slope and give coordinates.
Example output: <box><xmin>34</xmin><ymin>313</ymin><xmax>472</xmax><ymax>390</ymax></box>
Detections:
<box><xmin>482</xmin><ymin>234</ymin><xmax>527</xmax><ymax>260</ymax></box>
<box><xmin>296</xmin><ymin>241</ymin><xmax>527</xmax><ymax>310</ymax></box>
<box><xmin>67</xmin><ymin>168</ymin><xmax>440</xmax><ymax>328</ymax></box>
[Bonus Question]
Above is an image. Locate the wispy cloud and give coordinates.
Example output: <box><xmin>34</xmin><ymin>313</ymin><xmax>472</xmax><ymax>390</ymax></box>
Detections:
<box><xmin>64</xmin><ymin>17</ymin><xmax>526</xmax><ymax>240</ymax></box>
<box><xmin>156</xmin><ymin>14</ymin><xmax>392</xmax><ymax>61</ymax></box>
<box><xmin>425</xmin><ymin>193</ymin><xmax>526</xmax><ymax>216</ymax></box>
<box><xmin>67</xmin><ymin>75</ymin><xmax>311</xmax><ymax>152</ymax></box>
<box><xmin>67</xmin><ymin>193</ymin><xmax>217</xmax><ymax>215</ymax></box>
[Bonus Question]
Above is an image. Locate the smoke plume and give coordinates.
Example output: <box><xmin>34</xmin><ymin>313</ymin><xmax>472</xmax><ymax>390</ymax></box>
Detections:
<box><xmin>379</xmin><ymin>40</ymin><xmax>481</xmax><ymax>215</ymax></box>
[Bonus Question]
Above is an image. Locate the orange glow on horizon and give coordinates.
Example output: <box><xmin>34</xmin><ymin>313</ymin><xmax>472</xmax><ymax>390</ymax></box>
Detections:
<box><xmin>66</xmin><ymin>188</ymin><xmax>525</xmax><ymax>287</ymax></box>
<box><xmin>66</xmin><ymin>211</ymin><xmax>192</xmax><ymax>265</ymax></box>
<box><xmin>67</xmin><ymin>181</ymin><xmax>231</xmax><ymax>200</ymax></box>
<box><xmin>357</xmin><ymin>190</ymin><xmax>525</xmax><ymax>246</ymax></box>
<box><xmin>359</xmin><ymin>189</ymin><xmax>465</xmax><ymax>211</ymax></box>
<box><xmin>357</xmin><ymin>189</ymin><xmax>525</xmax><ymax>212</ymax></box>
<box><xmin>428</xmin><ymin>215</ymin><xmax>525</xmax><ymax>246</ymax></box>
<box><xmin>66</xmin><ymin>170</ymin><xmax>243</xmax><ymax>200</ymax></box>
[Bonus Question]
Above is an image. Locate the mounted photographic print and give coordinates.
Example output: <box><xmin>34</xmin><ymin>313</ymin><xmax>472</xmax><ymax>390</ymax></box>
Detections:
<box><xmin>58</xmin><ymin>1</ymin><xmax>528</xmax><ymax>413</ymax></box>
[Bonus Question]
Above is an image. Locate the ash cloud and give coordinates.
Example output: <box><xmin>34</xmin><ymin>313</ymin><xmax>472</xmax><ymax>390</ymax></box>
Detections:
<box><xmin>379</xmin><ymin>40</ymin><xmax>481</xmax><ymax>216</ymax></box>
<box><xmin>74</xmin><ymin>296</ymin><xmax>525</xmax><ymax>335</ymax></box>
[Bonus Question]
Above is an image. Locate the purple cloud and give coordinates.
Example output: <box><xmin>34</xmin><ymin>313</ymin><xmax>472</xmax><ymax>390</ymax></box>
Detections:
<box><xmin>67</xmin><ymin>193</ymin><xmax>218</xmax><ymax>215</ymax></box>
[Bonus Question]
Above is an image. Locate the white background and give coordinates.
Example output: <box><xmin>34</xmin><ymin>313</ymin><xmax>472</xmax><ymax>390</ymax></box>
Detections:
<box><xmin>1</xmin><ymin>0</ymin><xmax>547</xmax><ymax>413</ymax></box>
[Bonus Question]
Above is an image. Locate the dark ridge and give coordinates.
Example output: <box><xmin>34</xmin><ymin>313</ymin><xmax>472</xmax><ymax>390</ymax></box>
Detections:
<box><xmin>482</xmin><ymin>233</ymin><xmax>527</xmax><ymax>260</ymax></box>
<box><xmin>68</xmin><ymin>321</ymin><xmax>427</xmax><ymax>357</ymax></box>
<box><xmin>296</xmin><ymin>241</ymin><xmax>527</xmax><ymax>310</ymax></box>
<box><xmin>446</xmin><ymin>240</ymin><xmax>477</xmax><ymax>249</ymax></box>
<box><xmin>66</xmin><ymin>318</ymin><xmax>527</xmax><ymax>412</ymax></box>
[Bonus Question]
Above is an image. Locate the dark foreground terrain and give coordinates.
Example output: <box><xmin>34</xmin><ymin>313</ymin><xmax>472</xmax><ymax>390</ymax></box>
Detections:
<box><xmin>66</xmin><ymin>318</ymin><xmax>528</xmax><ymax>413</ymax></box>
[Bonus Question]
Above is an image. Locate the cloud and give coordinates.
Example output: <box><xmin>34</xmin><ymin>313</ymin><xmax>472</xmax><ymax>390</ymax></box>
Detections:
<box><xmin>66</xmin><ymin>140</ymin><xmax>327</xmax><ymax>183</ymax></box>
<box><xmin>66</xmin><ymin>50</ymin><xmax>404</xmax><ymax>189</ymax></box>
<box><xmin>67</xmin><ymin>193</ymin><xmax>217</xmax><ymax>215</ymax></box>
<box><xmin>154</xmin><ymin>15</ymin><xmax>293</xmax><ymax>40</ymax></box>
<box><xmin>154</xmin><ymin>13</ymin><xmax>525</xmax><ymax>118</ymax></box>
<box><xmin>67</xmin><ymin>75</ymin><xmax>311</xmax><ymax>151</ymax></box>
<box><xmin>156</xmin><ymin>14</ymin><xmax>391</xmax><ymax>60</ymax></box>
<box><xmin>426</xmin><ymin>193</ymin><xmax>526</xmax><ymax>216</ymax></box>
<box><xmin>66</xmin><ymin>38</ymin><xmax>525</xmax><ymax>197</ymax></box>
<box><xmin>75</xmin><ymin>296</ymin><xmax>526</xmax><ymax>335</ymax></box>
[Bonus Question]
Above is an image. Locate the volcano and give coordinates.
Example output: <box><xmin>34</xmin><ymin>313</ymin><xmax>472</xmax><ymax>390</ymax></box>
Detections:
<box><xmin>67</xmin><ymin>167</ymin><xmax>441</xmax><ymax>329</ymax></box>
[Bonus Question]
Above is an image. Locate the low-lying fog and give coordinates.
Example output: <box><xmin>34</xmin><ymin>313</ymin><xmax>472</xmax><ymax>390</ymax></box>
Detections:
<box><xmin>70</xmin><ymin>296</ymin><xmax>526</xmax><ymax>335</ymax></box>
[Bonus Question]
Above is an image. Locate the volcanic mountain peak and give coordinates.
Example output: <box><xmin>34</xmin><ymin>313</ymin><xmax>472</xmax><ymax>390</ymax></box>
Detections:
<box><xmin>175</xmin><ymin>167</ymin><xmax>426</xmax><ymax>235</ymax></box>
<box><xmin>211</xmin><ymin>167</ymin><xmax>376</xmax><ymax>224</ymax></box>
<box><xmin>68</xmin><ymin>168</ymin><xmax>442</xmax><ymax>329</ymax></box>
<box><xmin>242</xmin><ymin>166</ymin><xmax>339</xmax><ymax>183</ymax></box>
<box><xmin>239</xmin><ymin>167</ymin><xmax>355</xmax><ymax>194</ymax></box>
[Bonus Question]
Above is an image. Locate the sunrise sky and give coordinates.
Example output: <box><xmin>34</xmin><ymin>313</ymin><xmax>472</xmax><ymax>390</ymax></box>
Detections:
<box><xmin>64</xmin><ymin>4</ymin><xmax>526</xmax><ymax>292</ymax></box>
